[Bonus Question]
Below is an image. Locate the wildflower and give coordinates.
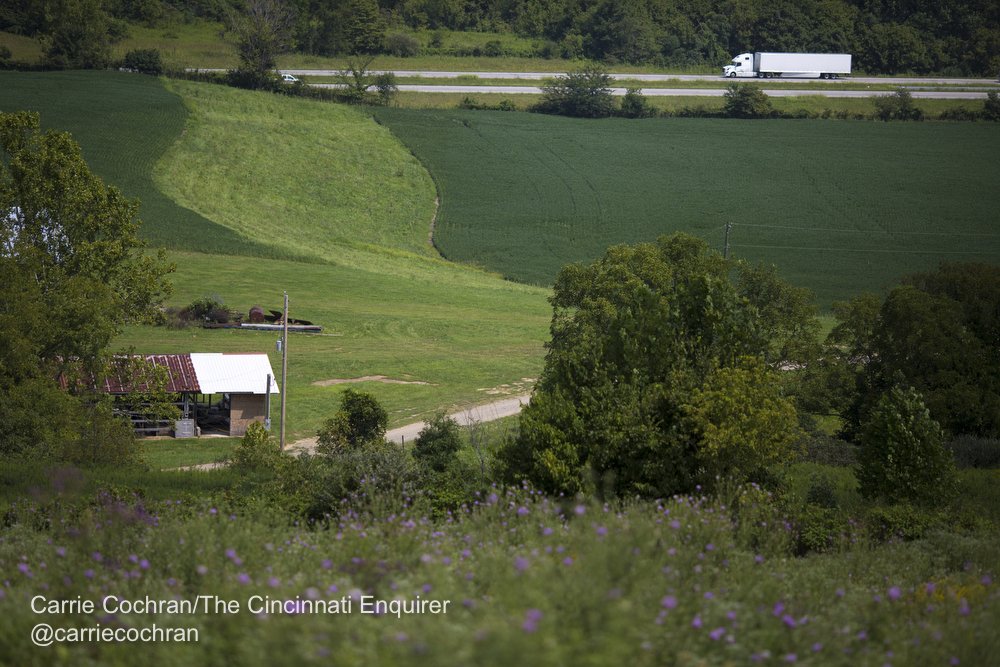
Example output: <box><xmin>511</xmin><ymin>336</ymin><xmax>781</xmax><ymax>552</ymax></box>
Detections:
<box><xmin>237</xmin><ymin>573</ymin><xmax>251</xmax><ymax>585</ymax></box>
<box><xmin>596</xmin><ymin>526</ymin><xmax>608</xmax><ymax>537</ymax></box>
<box><xmin>574</xmin><ymin>505</ymin><xmax>586</xmax><ymax>516</ymax></box>
<box><xmin>709</xmin><ymin>627</ymin><xmax>726</xmax><ymax>641</ymax></box>
<box><xmin>522</xmin><ymin>608</ymin><xmax>543</xmax><ymax>633</ymax></box>
<box><xmin>661</xmin><ymin>595</ymin><xmax>678</xmax><ymax>609</ymax></box>
<box><xmin>517</xmin><ymin>506</ymin><xmax>529</xmax><ymax>517</ymax></box>
<box><xmin>691</xmin><ymin>615</ymin><xmax>703</xmax><ymax>629</ymax></box>
<box><xmin>196</xmin><ymin>565</ymin><xmax>208</xmax><ymax>575</ymax></box>
<box><xmin>887</xmin><ymin>586</ymin><xmax>901</xmax><ymax>601</ymax></box>
<box><xmin>782</xmin><ymin>614</ymin><xmax>797</xmax><ymax>629</ymax></box>
<box><xmin>958</xmin><ymin>599</ymin><xmax>970</xmax><ymax>616</ymax></box>
<box><xmin>514</xmin><ymin>556</ymin><xmax>530</xmax><ymax>572</ymax></box>
<box><xmin>562</xmin><ymin>557</ymin><xmax>573</xmax><ymax>566</ymax></box>
<box><xmin>812</xmin><ymin>643</ymin><xmax>823</xmax><ymax>653</ymax></box>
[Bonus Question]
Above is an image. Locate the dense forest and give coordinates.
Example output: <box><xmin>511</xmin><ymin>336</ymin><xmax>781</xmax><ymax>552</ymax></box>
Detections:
<box><xmin>2</xmin><ymin>0</ymin><xmax>999</xmax><ymax>74</ymax></box>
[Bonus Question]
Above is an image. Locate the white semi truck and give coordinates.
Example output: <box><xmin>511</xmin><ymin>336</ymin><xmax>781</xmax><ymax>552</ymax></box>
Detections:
<box><xmin>723</xmin><ymin>52</ymin><xmax>852</xmax><ymax>79</ymax></box>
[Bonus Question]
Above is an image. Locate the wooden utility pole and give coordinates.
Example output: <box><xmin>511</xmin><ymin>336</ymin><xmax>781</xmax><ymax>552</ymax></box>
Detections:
<box><xmin>723</xmin><ymin>222</ymin><xmax>733</xmax><ymax>259</ymax></box>
<box><xmin>279</xmin><ymin>291</ymin><xmax>288</xmax><ymax>450</ymax></box>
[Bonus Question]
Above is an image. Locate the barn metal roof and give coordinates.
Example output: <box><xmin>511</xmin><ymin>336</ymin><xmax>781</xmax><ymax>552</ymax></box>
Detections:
<box><xmin>189</xmin><ymin>353</ymin><xmax>280</xmax><ymax>395</ymax></box>
<box><xmin>91</xmin><ymin>354</ymin><xmax>201</xmax><ymax>394</ymax></box>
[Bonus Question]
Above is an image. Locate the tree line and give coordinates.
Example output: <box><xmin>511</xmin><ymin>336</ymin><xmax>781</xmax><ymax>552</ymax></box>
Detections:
<box><xmin>2</xmin><ymin>0</ymin><xmax>998</xmax><ymax>76</ymax></box>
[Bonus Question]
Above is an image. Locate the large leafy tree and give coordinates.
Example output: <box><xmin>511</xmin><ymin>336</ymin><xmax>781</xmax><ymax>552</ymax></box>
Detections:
<box><xmin>499</xmin><ymin>233</ymin><xmax>812</xmax><ymax>498</ymax></box>
<box><xmin>228</xmin><ymin>0</ymin><xmax>297</xmax><ymax>85</ymax></box>
<box><xmin>831</xmin><ymin>263</ymin><xmax>1000</xmax><ymax>439</ymax></box>
<box><xmin>0</xmin><ymin>111</ymin><xmax>173</xmax><ymax>458</ymax></box>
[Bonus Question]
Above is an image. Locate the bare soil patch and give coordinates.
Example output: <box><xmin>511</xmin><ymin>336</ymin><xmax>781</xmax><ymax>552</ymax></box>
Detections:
<box><xmin>312</xmin><ymin>375</ymin><xmax>431</xmax><ymax>387</ymax></box>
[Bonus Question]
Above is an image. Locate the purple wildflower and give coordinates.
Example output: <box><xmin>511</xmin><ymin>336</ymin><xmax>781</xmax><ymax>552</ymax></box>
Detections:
<box><xmin>522</xmin><ymin>608</ymin><xmax>543</xmax><ymax>633</ymax></box>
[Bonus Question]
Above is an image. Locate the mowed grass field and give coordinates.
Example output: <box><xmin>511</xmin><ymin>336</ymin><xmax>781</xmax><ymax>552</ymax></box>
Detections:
<box><xmin>375</xmin><ymin>109</ymin><xmax>1000</xmax><ymax>306</ymax></box>
<box><xmin>1</xmin><ymin>72</ymin><xmax>551</xmax><ymax>441</ymax></box>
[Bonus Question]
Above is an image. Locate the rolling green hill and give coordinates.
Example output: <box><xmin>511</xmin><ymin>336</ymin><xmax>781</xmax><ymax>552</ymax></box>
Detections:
<box><xmin>375</xmin><ymin>108</ymin><xmax>1000</xmax><ymax>307</ymax></box>
<box><xmin>1</xmin><ymin>71</ymin><xmax>551</xmax><ymax>438</ymax></box>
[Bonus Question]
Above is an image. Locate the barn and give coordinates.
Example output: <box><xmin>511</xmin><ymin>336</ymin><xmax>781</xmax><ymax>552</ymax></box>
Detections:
<box><xmin>94</xmin><ymin>353</ymin><xmax>280</xmax><ymax>437</ymax></box>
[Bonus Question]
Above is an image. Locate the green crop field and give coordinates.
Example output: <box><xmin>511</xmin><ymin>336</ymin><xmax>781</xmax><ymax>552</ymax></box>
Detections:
<box><xmin>375</xmin><ymin>108</ymin><xmax>1000</xmax><ymax>307</ymax></box>
<box><xmin>1</xmin><ymin>72</ymin><xmax>551</xmax><ymax>441</ymax></box>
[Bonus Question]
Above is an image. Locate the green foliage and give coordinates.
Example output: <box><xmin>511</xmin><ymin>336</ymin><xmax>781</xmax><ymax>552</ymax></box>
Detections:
<box><xmin>836</xmin><ymin>265</ymin><xmax>1000</xmax><ymax>440</ymax></box>
<box><xmin>0</xmin><ymin>110</ymin><xmax>172</xmax><ymax>461</ymax></box>
<box><xmin>122</xmin><ymin>47</ymin><xmax>164</xmax><ymax>75</ymax></box>
<box><xmin>864</xmin><ymin>503</ymin><xmax>939</xmax><ymax>542</ymax></box>
<box><xmin>617</xmin><ymin>87</ymin><xmax>655</xmax><ymax>119</ymax></box>
<box><xmin>41</xmin><ymin>0</ymin><xmax>126</xmax><ymax>69</ymax></box>
<box><xmin>683</xmin><ymin>358</ymin><xmax>803</xmax><ymax>490</ymax></box>
<box><xmin>385</xmin><ymin>32</ymin><xmax>420</xmax><ymax>57</ymax></box>
<box><xmin>501</xmin><ymin>234</ymin><xmax>812</xmax><ymax>498</ymax></box>
<box><xmin>985</xmin><ymin>91</ymin><xmax>1000</xmax><ymax>122</ymax></box>
<box><xmin>873</xmin><ymin>89</ymin><xmax>924</xmax><ymax>121</ymax></box>
<box><xmin>534</xmin><ymin>65</ymin><xmax>615</xmax><ymax>119</ymax></box>
<box><xmin>229</xmin><ymin>421</ymin><xmax>283</xmax><ymax>471</ymax></box>
<box><xmin>277</xmin><ymin>442</ymin><xmax>419</xmax><ymax>521</ymax></box>
<box><xmin>948</xmin><ymin>435</ymin><xmax>1000</xmax><ymax>469</ymax></box>
<box><xmin>316</xmin><ymin>388</ymin><xmax>388</xmax><ymax>454</ymax></box>
<box><xmin>227</xmin><ymin>0</ymin><xmax>295</xmax><ymax>83</ymax></box>
<box><xmin>60</xmin><ymin>401</ymin><xmax>141</xmax><ymax>466</ymax></box>
<box><xmin>414</xmin><ymin>412</ymin><xmax>463</xmax><ymax>472</ymax></box>
<box><xmin>857</xmin><ymin>386</ymin><xmax>957</xmax><ymax>507</ymax></box>
<box><xmin>723</xmin><ymin>83</ymin><xmax>773</xmax><ymax>119</ymax></box>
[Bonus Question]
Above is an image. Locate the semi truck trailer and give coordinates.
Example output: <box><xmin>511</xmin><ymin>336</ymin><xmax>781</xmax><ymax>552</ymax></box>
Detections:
<box><xmin>723</xmin><ymin>52</ymin><xmax>852</xmax><ymax>79</ymax></box>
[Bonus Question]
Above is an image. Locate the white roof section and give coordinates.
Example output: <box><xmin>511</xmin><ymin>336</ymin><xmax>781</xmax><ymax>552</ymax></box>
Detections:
<box><xmin>189</xmin><ymin>353</ymin><xmax>280</xmax><ymax>394</ymax></box>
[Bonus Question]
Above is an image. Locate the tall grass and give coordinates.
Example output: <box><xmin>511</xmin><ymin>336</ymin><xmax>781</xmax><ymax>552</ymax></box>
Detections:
<box><xmin>154</xmin><ymin>79</ymin><xmax>439</xmax><ymax>263</ymax></box>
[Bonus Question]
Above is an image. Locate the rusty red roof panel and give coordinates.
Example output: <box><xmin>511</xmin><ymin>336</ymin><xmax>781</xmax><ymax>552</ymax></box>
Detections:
<box><xmin>99</xmin><ymin>354</ymin><xmax>201</xmax><ymax>394</ymax></box>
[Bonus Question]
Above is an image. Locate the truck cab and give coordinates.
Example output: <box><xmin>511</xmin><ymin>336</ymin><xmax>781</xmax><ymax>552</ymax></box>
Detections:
<box><xmin>723</xmin><ymin>53</ymin><xmax>755</xmax><ymax>78</ymax></box>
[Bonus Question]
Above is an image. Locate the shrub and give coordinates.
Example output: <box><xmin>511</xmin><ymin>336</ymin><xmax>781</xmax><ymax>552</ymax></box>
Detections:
<box><xmin>179</xmin><ymin>295</ymin><xmax>231</xmax><ymax>324</ymax></box>
<box><xmin>283</xmin><ymin>442</ymin><xmax>420</xmax><ymax>521</ymax></box>
<box><xmin>372</xmin><ymin>72</ymin><xmax>398</xmax><ymax>106</ymax></box>
<box><xmin>865</xmin><ymin>503</ymin><xmax>938</xmax><ymax>542</ymax></box>
<box><xmin>414</xmin><ymin>412</ymin><xmax>462</xmax><ymax>472</ymax></box>
<box><xmin>122</xmin><ymin>48</ymin><xmax>164</xmax><ymax>75</ymax></box>
<box><xmin>533</xmin><ymin>65</ymin><xmax>615</xmax><ymax>118</ymax></box>
<box><xmin>938</xmin><ymin>106</ymin><xmax>980</xmax><ymax>121</ymax></box>
<box><xmin>794</xmin><ymin>504</ymin><xmax>844</xmax><ymax>554</ymax></box>
<box><xmin>857</xmin><ymin>386</ymin><xmax>957</xmax><ymax>506</ymax></box>
<box><xmin>872</xmin><ymin>89</ymin><xmax>923</xmax><ymax>121</ymax></box>
<box><xmin>316</xmin><ymin>388</ymin><xmax>388</xmax><ymax>455</ymax></box>
<box><xmin>230</xmin><ymin>422</ymin><xmax>283</xmax><ymax>471</ymax></box>
<box><xmin>618</xmin><ymin>87</ymin><xmax>656</xmax><ymax>118</ymax></box>
<box><xmin>723</xmin><ymin>83</ymin><xmax>773</xmax><ymax>118</ymax></box>
<box><xmin>984</xmin><ymin>91</ymin><xmax>1000</xmax><ymax>121</ymax></box>
<box><xmin>384</xmin><ymin>33</ymin><xmax>420</xmax><ymax>57</ymax></box>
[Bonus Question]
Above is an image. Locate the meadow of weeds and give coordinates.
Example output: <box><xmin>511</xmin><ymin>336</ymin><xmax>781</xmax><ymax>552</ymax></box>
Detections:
<box><xmin>2</xmin><ymin>466</ymin><xmax>997</xmax><ymax>666</ymax></box>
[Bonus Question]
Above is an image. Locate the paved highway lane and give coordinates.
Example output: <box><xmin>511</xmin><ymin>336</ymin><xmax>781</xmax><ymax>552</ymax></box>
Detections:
<box><xmin>283</xmin><ymin>69</ymin><xmax>996</xmax><ymax>86</ymax></box>
<box><xmin>310</xmin><ymin>83</ymin><xmax>994</xmax><ymax>99</ymax></box>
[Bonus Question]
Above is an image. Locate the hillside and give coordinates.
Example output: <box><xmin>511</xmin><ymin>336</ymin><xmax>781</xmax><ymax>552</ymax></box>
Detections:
<box><xmin>0</xmin><ymin>71</ymin><xmax>551</xmax><ymax>438</ymax></box>
<box><xmin>376</xmin><ymin>108</ymin><xmax>1000</xmax><ymax>307</ymax></box>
